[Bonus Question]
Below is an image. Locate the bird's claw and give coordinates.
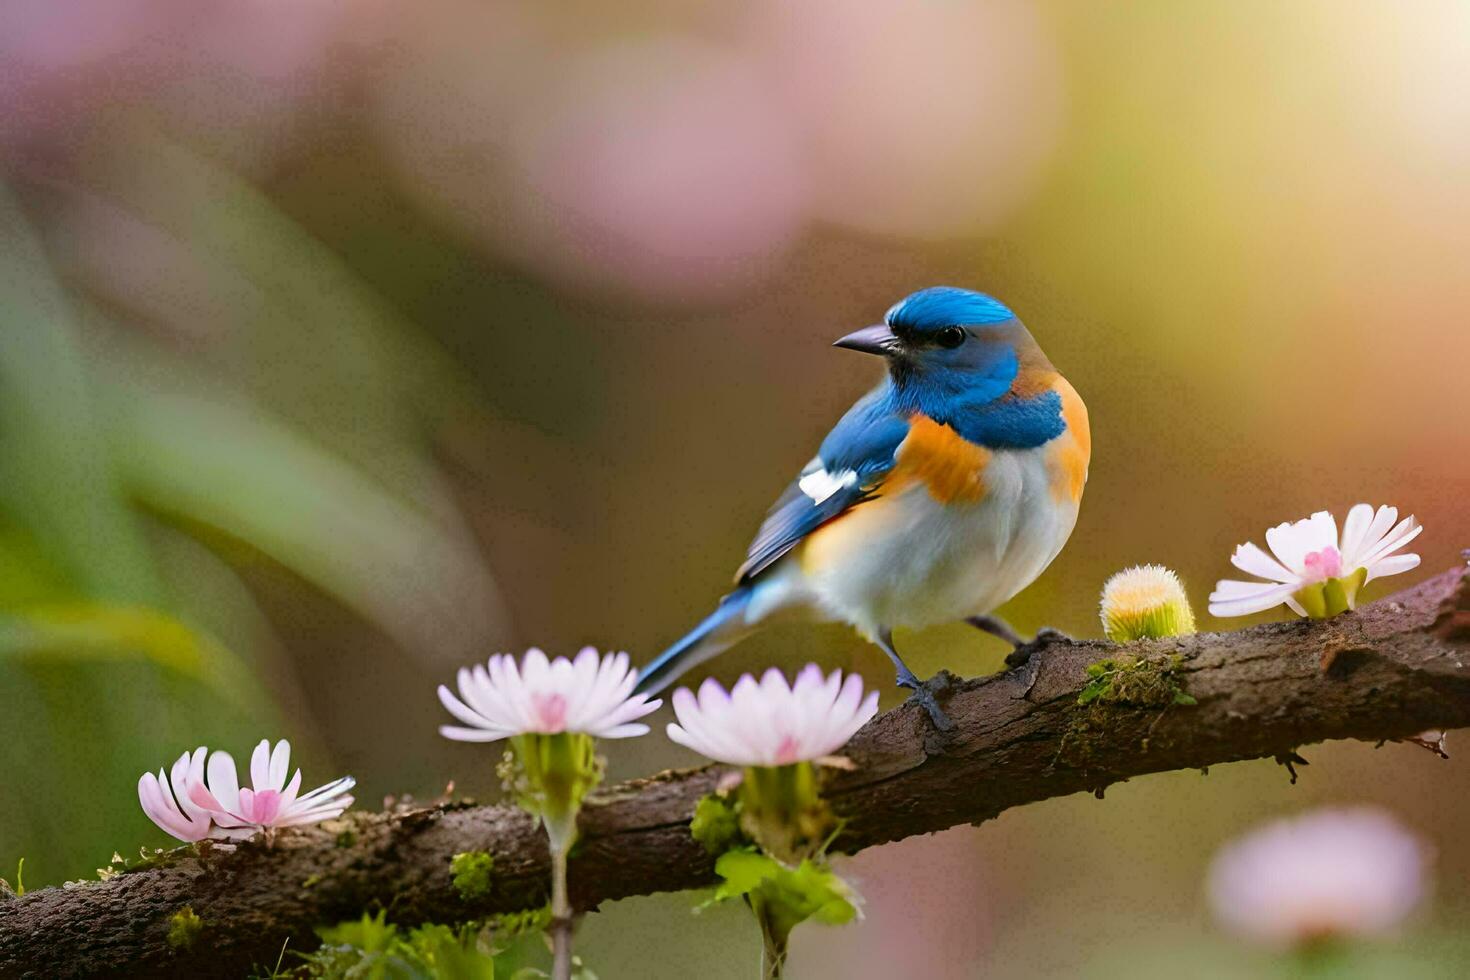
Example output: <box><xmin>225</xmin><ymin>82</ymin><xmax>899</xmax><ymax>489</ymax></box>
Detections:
<box><xmin>1005</xmin><ymin>627</ymin><xmax>1069</xmax><ymax>698</ymax></box>
<box><xmin>1003</xmin><ymin>626</ymin><xmax>1068</xmax><ymax>668</ymax></box>
<box><xmin>897</xmin><ymin>673</ymin><xmax>956</xmax><ymax>731</ymax></box>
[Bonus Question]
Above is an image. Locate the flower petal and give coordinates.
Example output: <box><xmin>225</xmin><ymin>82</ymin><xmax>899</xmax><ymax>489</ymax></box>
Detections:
<box><xmin>1359</xmin><ymin>517</ymin><xmax>1422</xmax><ymax>571</ymax></box>
<box><xmin>249</xmin><ymin>739</ymin><xmax>271</xmax><ymax>794</ymax></box>
<box><xmin>1266</xmin><ymin>512</ymin><xmax>1336</xmax><ymax>575</ymax></box>
<box><xmin>665</xmin><ymin>668</ymin><xmax>873</xmax><ymax>766</ymax></box>
<box><xmin>1365</xmin><ymin>552</ymin><xmax>1420</xmax><ymax>582</ymax></box>
<box><xmin>1230</xmin><ymin>542</ymin><xmax>1298</xmax><ymax>585</ymax></box>
<box><xmin>440</xmin><ymin>724</ymin><xmax>512</xmax><ymax>742</ymax></box>
<box><xmin>268</xmin><ymin>740</ymin><xmax>291</xmax><ymax>792</ymax></box>
<box><xmin>205</xmin><ymin>749</ymin><xmax>241</xmax><ymax>815</ymax></box>
<box><xmin>1209</xmin><ymin>580</ymin><xmax>1300</xmax><ymax>618</ymax></box>
<box><xmin>1337</xmin><ymin>504</ymin><xmax>1376</xmax><ymax>567</ymax></box>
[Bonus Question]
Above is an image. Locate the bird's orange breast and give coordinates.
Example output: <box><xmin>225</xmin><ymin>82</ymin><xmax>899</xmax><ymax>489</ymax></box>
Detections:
<box><xmin>888</xmin><ymin>415</ymin><xmax>991</xmax><ymax>505</ymax></box>
<box><xmin>1046</xmin><ymin>377</ymin><xmax>1090</xmax><ymax>503</ymax></box>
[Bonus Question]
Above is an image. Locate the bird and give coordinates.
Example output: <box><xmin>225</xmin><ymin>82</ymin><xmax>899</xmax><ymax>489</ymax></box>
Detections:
<box><xmin>635</xmin><ymin>286</ymin><xmax>1090</xmax><ymax>728</ymax></box>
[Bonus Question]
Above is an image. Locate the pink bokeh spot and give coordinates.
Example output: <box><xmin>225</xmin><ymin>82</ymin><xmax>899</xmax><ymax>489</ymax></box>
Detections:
<box><xmin>1302</xmin><ymin>546</ymin><xmax>1344</xmax><ymax>582</ymax></box>
<box><xmin>754</xmin><ymin>0</ymin><xmax>1064</xmax><ymax>238</ymax></box>
<box><xmin>531</xmin><ymin>692</ymin><xmax>569</xmax><ymax>733</ymax></box>
<box><xmin>508</xmin><ymin>41</ymin><xmax>807</xmax><ymax>302</ymax></box>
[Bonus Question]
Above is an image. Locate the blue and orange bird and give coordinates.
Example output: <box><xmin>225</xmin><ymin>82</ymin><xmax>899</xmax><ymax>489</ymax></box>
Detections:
<box><xmin>635</xmin><ymin>286</ymin><xmax>1090</xmax><ymax>728</ymax></box>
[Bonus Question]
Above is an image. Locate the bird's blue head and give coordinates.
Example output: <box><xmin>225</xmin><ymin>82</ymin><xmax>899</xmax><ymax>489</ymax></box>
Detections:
<box><xmin>834</xmin><ymin>286</ymin><xmax>1033</xmax><ymax>401</ymax></box>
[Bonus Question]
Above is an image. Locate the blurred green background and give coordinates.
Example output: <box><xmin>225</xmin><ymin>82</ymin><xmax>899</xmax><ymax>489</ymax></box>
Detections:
<box><xmin>2</xmin><ymin>0</ymin><xmax>1467</xmax><ymax>976</ymax></box>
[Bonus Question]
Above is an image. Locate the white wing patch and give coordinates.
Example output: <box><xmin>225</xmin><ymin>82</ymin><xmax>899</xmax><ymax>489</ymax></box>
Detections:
<box><xmin>798</xmin><ymin>466</ymin><xmax>858</xmax><ymax>505</ymax></box>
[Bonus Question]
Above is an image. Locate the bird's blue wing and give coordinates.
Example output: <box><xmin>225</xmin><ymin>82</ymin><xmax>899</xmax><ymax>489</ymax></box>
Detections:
<box><xmin>736</xmin><ymin>385</ymin><xmax>908</xmax><ymax>583</ymax></box>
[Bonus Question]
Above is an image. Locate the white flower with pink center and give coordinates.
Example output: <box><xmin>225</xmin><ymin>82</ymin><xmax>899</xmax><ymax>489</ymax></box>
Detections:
<box><xmin>438</xmin><ymin>647</ymin><xmax>661</xmax><ymax>742</ymax></box>
<box><xmin>187</xmin><ymin>740</ymin><xmax>354</xmax><ymax>836</ymax></box>
<box><xmin>1207</xmin><ymin>808</ymin><xmax>1429</xmax><ymax>948</ymax></box>
<box><xmin>139</xmin><ymin>747</ymin><xmax>222</xmax><ymax>843</ymax></box>
<box><xmin>139</xmin><ymin>740</ymin><xmax>354</xmax><ymax>843</ymax></box>
<box><xmin>437</xmin><ymin>648</ymin><xmax>660</xmax><ymax>979</ymax></box>
<box><xmin>1208</xmin><ymin>504</ymin><xmax>1422</xmax><ymax>619</ymax></box>
<box><xmin>666</xmin><ymin>665</ymin><xmax>879</xmax><ymax>768</ymax></box>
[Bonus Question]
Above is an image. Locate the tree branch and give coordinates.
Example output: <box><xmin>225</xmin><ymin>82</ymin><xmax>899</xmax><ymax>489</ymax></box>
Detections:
<box><xmin>4</xmin><ymin>566</ymin><xmax>1468</xmax><ymax>978</ymax></box>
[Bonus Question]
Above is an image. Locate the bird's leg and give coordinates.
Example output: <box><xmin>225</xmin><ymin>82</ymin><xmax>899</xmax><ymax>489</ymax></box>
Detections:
<box><xmin>965</xmin><ymin>614</ymin><xmax>1026</xmax><ymax>649</ymax></box>
<box><xmin>966</xmin><ymin>616</ymin><xmax>1069</xmax><ymax>698</ymax></box>
<box><xmin>875</xmin><ymin>629</ymin><xmax>954</xmax><ymax>731</ymax></box>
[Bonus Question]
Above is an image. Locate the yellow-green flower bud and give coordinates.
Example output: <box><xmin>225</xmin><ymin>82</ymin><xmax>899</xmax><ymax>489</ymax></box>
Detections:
<box><xmin>1100</xmin><ymin>565</ymin><xmax>1197</xmax><ymax>642</ymax></box>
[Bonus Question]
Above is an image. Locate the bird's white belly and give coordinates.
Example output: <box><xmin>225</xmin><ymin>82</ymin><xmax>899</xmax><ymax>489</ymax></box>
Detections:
<box><xmin>789</xmin><ymin>448</ymin><xmax>1078</xmax><ymax>638</ymax></box>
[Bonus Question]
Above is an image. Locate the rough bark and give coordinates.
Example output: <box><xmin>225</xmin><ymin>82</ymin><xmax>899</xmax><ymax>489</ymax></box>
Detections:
<box><xmin>3</xmin><ymin>566</ymin><xmax>1468</xmax><ymax>979</ymax></box>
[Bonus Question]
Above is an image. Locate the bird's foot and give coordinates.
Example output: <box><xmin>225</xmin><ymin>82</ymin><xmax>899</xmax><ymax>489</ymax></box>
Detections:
<box><xmin>1003</xmin><ymin>627</ymin><xmax>1069</xmax><ymax>667</ymax></box>
<box><xmin>966</xmin><ymin>614</ymin><xmax>1026</xmax><ymax>648</ymax></box>
<box><xmin>1004</xmin><ymin>628</ymin><xmax>1069</xmax><ymax>699</ymax></box>
<box><xmin>895</xmin><ymin>669</ymin><xmax>956</xmax><ymax>731</ymax></box>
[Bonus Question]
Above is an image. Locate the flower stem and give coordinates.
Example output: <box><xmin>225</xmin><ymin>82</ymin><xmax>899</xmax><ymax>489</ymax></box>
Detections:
<box><xmin>506</xmin><ymin>732</ymin><xmax>601</xmax><ymax>980</ymax></box>
<box><xmin>545</xmin><ymin>812</ymin><xmax>577</xmax><ymax>980</ymax></box>
<box><xmin>550</xmin><ymin>841</ymin><xmax>573</xmax><ymax>980</ymax></box>
<box><xmin>759</xmin><ymin>931</ymin><xmax>787</xmax><ymax>979</ymax></box>
<box><xmin>750</xmin><ymin>894</ymin><xmax>789</xmax><ymax>980</ymax></box>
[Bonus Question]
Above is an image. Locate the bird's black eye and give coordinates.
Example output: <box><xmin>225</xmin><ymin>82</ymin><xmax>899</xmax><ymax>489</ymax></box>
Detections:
<box><xmin>936</xmin><ymin>326</ymin><xmax>966</xmax><ymax>349</ymax></box>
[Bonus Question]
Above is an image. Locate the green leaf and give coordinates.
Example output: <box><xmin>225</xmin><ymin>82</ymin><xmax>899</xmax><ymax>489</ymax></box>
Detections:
<box><xmin>782</xmin><ymin>861</ymin><xmax>859</xmax><ymax>927</ymax></box>
<box><xmin>317</xmin><ymin>910</ymin><xmax>399</xmax><ymax>954</ymax></box>
<box><xmin>0</xmin><ymin>180</ymin><xmax>161</xmax><ymax>604</ymax></box>
<box><xmin>0</xmin><ymin>603</ymin><xmax>245</xmax><ymax>684</ymax></box>
<box><xmin>403</xmin><ymin>923</ymin><xmax>496</xmax><ymax>980</ymax></box>
<box><xmin>67</xmin><ymin>130</ymin><xmax>506</xmax><ymax>664</ymax></box>
<box><xmin>0</xmin><ymin>179</ymin><xmax>272</xmax><ymax>890</ymax></box>
<box><xmin>112</xmin><ymin>387</ymin><xmax>501</xmax><ymax>658</ymax></box>
<box><xmin>489</xmin><ymin>905</ymin><xmax>551</xmax><ymax>944</ymax></box>
<box><xmin>82</xmin><ymin>129</ymin><xmax>482</xmax><ymax>445</ymax></box>
<box><xmin>710</xmin><ymin>848</ymin><xmax>781</xmax><ymax>902</ymax></box>
<box><xmin>307</xmin><ymin>912</ymin><xmax>498</xmax><ymax>980</ymax></box>
<box><xmin>705</xmin><ymin>849</ymin><xmax>861</xmax><ymax>941</ymax></box>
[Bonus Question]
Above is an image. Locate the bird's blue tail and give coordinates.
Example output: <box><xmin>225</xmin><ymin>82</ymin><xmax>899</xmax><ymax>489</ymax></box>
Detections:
<box><xmin>636</xmin><ymin>587</ymin><xmax>755</xmax><ymax>695</ymax></box>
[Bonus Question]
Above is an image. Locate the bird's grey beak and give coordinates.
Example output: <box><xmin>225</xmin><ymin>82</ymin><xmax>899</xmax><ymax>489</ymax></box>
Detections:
<box><xmin>833</xmin><ymin>323</ymin><xmax>899</xmax><ymax>356</ymax></box>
